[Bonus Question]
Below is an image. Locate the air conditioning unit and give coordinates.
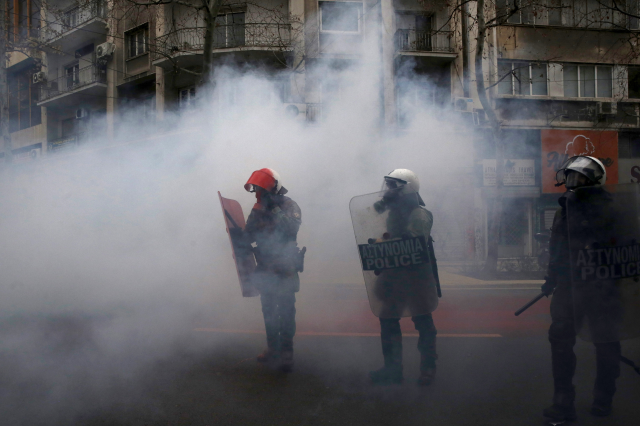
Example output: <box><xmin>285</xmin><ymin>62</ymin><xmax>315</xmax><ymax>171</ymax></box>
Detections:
<box><xmin>29</xmin><ymin>148</ymin><xmax>41</xmax><ymax>159</ymax></box>
<box><xmin>284</xmin><ymin>103</ymin><xmax>306</xmax><ymax>120</ymax></box>
<box><xmin>596</xmin><ymin>101</ymin><xmax>617</xmax><ymax>116</ymax></box>
<box><xmin>32</xmin><ymin>71</ymin><xmax>47</xmax><ymax>84</ymax></box>
<box><xmin>96</xmin><ymin>42</ymin><xmax>115</xmax><ymax>59</ymax></box>
<box><xmin>454</xmin><ymin>97</ymin><xmax>474</xmax><ymax>112</ymax></box>
<box><xmin>76</xmin><ymin>108</ymin><xmax>89</xmax><ymax>119</ymax></box>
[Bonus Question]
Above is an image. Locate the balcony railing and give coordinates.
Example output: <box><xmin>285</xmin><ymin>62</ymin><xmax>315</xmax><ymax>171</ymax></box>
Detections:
<box><xmin>41</xmin><ymin>0</ymin><xmax>107</xmax><ymax>42</ymax></box>
<box><xmin>153</xmin><ymin>23</ymin><xmax>291</xmax><ymax>60</ymax></box>
<box><xmin>395</xmin><ymin>29</ymin><xmax>454</xmax><ymax>53</ymax></box>
<box><xmin>39</xmin><ymin>64</ymin><xmax>106</xmax><ymax>102</ymax></box>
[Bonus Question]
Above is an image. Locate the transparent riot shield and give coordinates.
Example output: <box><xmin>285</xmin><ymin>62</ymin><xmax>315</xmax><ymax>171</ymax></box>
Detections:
<box><xmin>349</xmin><ymin>191</ymin><xmax>439</xmax><ymax>318</ymax></box>
<box><xmin>218</xmin><ymin>192</ymin><xmax>259</xmax><ymax>298</ymax></box>
<box><xmin>567</xmin><ymin>183</ymin><xmax>640</xmax><ymax>343</ymax></box>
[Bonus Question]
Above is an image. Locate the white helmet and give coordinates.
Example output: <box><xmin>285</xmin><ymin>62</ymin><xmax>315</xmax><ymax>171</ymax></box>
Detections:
<box><xmin>382</xmin><ymin>169</ymin><xmax>425</xmax><ymax>205</ymax></box>
<box><xmin>554</xmin><ymin>156</ymin><xmax>607</xmax><ymax>189</ymax></box>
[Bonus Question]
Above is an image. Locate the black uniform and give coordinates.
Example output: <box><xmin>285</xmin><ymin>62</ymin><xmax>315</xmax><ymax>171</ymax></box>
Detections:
<box><xmin>546</xmin><ymin>189</ymin><xmax>621</xmax><ymax>409</ymax></box>
<box><xmin>244</xmin><ymin>195</ymin><xmax>302</xmax><ymax>354</ymax></box>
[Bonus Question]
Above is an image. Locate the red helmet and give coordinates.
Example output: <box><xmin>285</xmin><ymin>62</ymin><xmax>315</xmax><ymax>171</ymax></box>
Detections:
<box><xmin>244</xmin><ymin>168</ymin><xmax>287</xmax><ymax>194</ymax></box>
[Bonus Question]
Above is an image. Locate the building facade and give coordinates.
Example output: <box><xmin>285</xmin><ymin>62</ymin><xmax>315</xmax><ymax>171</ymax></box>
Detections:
<box><xmin>4</xmin><ymin>0</ymin><xmax>636</xmax><ymax>264</ymax></box>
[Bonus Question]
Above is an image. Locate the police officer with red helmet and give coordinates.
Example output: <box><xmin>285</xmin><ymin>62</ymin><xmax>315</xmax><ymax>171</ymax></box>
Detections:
<box><xmin>243</xmin><ymin>168</ymin><xmax>303</xmax><ymax>372</ymax></box>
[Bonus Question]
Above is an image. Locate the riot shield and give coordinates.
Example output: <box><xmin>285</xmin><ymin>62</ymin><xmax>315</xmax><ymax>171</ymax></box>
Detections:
<box><xmin>567</xmin><ymin>183</ymin><xmax>640</xmax><ymax>342</ymax></box>
<box><xmin>349</xmin><ymin>191</ymin><xmax>439</xmax><ymax>318</ymax></box>
<box><xmin>218</xmin><ymin>192</ymin><xmax>259</xmax><ymax>297</ymax></box>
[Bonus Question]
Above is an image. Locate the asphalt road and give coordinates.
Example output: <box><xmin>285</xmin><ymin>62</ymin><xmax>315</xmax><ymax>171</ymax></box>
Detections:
<box><xmin>2</xmin><ymin>286</ymin><xmax>639</xmax><ymax>426</ymax></box>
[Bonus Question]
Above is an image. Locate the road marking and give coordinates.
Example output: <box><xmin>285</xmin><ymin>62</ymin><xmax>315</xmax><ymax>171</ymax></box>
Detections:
<box><xmin>194</xmin><ymin>328</ymin><xmax>502</xmax><ymax>338</ymax></box>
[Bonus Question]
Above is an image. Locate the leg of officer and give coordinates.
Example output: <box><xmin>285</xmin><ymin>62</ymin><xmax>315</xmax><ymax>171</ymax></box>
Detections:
<box><xmin>592</xmin><ymin>341</ymin><xmax>621</xmax><ymax>416</ymax></box>
<box><xmin>278</xmin><ymin>291</ymin><xmax>297</xmax><ymax>371</ymax></box>
<box><xmin>370</xmin><ymin>317</ymin><xmax>403</xmax><ymax>384</ymax></box>
<box><xmin>413</xmin><ymin>313</ymin><xmax>437</xmax><ymax>385</ymax></box>
<box><xmin>258</xmin><ymin>290</ymin><xmax>280</xmax><ymax>362</ymax></box>
<box><xmin>544</xmin><ymin>281</ymin><xmax>577</xmax><ymax>421</ymax></box>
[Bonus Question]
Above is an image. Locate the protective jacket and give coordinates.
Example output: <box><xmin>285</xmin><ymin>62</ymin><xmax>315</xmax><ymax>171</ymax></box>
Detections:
<box><xmin>547</xmin><ymin>188</ymin><xmax>613</xmax><ymax>289</ymax></box>
<box><xmin>375</xmin><ymin>194</ymin><xmax>439</xmax><ymax>318</ymax></box>
<box><xmin>245</xmin><ymin>195</ymin><xmax>302</xmax><ymax>293</ymax></box>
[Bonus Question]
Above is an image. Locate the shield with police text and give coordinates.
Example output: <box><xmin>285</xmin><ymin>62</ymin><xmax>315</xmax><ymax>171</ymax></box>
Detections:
<box><xmin>218</xmin><ymin>192</ymin><xmax>259</xmax><ymax>298</ymax></box>
<box><xmin>349</xmin><ymin>191</ymin><xmax>439</xmax><ymax>318</ymax></box>
<box><xmin>567</xmin><ymin>183</ymin><xmax>640</xmax><ymax>343</ymax></box>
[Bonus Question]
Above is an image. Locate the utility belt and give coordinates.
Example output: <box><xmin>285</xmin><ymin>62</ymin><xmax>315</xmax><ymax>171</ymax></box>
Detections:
<box><xmin>253</xmin><ymin>244</ymin><xmax>306</xmax><ymax>274</ymax></box>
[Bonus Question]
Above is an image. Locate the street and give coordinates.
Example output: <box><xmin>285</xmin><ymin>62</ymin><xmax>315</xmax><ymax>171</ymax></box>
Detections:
<box><xmin>2</xmin><ymin>282</ymin><xmax>639</xmax><ymax>426</ymax></box>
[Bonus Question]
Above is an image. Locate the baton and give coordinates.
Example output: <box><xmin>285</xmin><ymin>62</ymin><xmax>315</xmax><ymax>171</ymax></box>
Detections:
<box><xmin>514</xmin><ymin>292</ymin><xmax>546</xmax><ymax>316</ymax></box>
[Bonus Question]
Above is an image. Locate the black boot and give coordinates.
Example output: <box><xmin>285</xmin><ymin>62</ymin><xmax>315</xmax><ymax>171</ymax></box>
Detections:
<box><xmin>591</xmin><ymin>391</ymin><xmax>612</xmax><ymax>417</ymax></box>
<box><xmin>417</xmin><ymin>338</ymin><xmax>437</xmax><ymax>386</ymax></box>
<box><xmin>414</xmin><ymin>314</ymin><xmax>437</xmax><ymax>386</ymax></box>
<box><xmin>590</xmin><ymin>342</ymin><xmax>620</xmax><ymax>417</ymax></box>
<box><xmin>371</xmin><ymin>319</ymin><xmax>403</xmax><ymax>385</ymax></box>
<box><xmin>543</xmin><ymin>389</ymin><xmax>577</xmax><ymax>422</ymax></box>
<box><xmin>545</xmin><ymin>329</ymin><xmax>577</xmax><ymax>422</ymax></box>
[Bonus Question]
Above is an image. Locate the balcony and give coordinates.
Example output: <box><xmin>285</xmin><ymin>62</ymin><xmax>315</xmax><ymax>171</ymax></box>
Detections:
<box><xmin>395</xmin><ymin>29</ymin><xmax>456</xmax><ymax>61</ymax></box>
<box><xmin>38</xmin><ymin>64</ymin><xmax>107</xmax><ymax>107</ymax></box>
<box><xmin>153</xmin><ymin>23</ymin><xmax>292</xmax><ymax>67</ymax></box>
<box><xmin>41</xmin><ymin>1</ymin><xmax>107</xmax><ymax>45</ymax></box>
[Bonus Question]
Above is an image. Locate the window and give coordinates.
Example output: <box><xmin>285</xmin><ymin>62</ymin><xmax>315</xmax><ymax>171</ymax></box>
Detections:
<box><xmin>496</xmin><ymin>0</ymin><xmax>545</xmax><ymax>24</ymax></box>
<box><xmin>629</xmin><ymin>67</ymin><xmax>640</xmax><ymax>99</ymax></box>
<box><xmin>563</xmin><ymin>64</ymin><xmax>612</xmax><ymax>98</ymax></box>
<box><xmin>63</xmin><ymin>6</ymin><xmax>79</xmax><ymax>29</ymax></box>
<box><xmin>628</xmin><ymin>0</ymin><xmax>640</xmax><ymax>29</ymax></box>
<box><xmin>65</xmin><ymin>62</ymin><xmax>80</xmax><ymax>89</ymax></box>
<box><xmin>5</xmin><ymin>0</ymin><xmax>40</xmax><ymax>41</ymax></box>
<box><xmin>213</xmin><ymin>12</ymin><xmax>245</xmax><ymax>48</ymax></box>
<box><xmin>495</xmin><ymin>0</ymin><xmax>639</xmax><ymax>29</ymax></box>
<box><xmin>397</xmin><ymin>81</ymin><xmax>436</xmax><ymax>126</ymax></box>
<box><xmin>180</xmin><ymin>87</ymin><xmax>196</xmax><ymax>109</ymax></box>
<box><xmin>127</xmin><ymin>25</ymin><xmax>148</xmax><ymax>58</ymax></box>
<box><xmin>498</xmin><ymin>61</ymin><xmax>548</xmax><ymax>96</ymax></box>
<box><xmin>7</xmin><ymin>70</ymin><xmax>41</xmax><ymax>133</ymax></box>
<box><xmin>320</xmin><ymin>2</ymin><xmax>362</xmax><ymax>33</ymax></box>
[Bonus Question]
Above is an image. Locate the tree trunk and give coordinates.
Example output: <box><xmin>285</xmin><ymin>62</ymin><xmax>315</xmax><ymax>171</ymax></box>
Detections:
<box><xmin>474</xmin><ymin>0</ymin><xmax>504</xmax><ymax>276</ymax></box>
<box><xmin>0</xmin><ymin>0</ymin><xmax>11</xmax><ymax>164</ymax></box>
<box><xmin>200</xmin><ymin>0</ymin><xmax>223</xmax><ymax>88</ymax></box>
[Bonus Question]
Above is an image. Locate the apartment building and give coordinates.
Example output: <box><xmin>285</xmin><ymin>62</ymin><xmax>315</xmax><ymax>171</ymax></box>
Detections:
<box><xmin>16</xmin><ymin>1</ymin><xmax>634</xmax><ymax>264</ymax></box>
<box><xmin>458</xmin><ymin>1</ymin><xmax>640</xmax><ymax>262</ymax></box>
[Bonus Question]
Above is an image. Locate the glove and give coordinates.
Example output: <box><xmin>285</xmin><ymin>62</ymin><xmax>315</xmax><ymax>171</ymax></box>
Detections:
<box><xmin>541</xmin><ymin>276</ymin><xmax>557</xmax><ymax>296</ymax></box>
<box><xmin>373</xmin><ymin>200</ymin><xmax>387</xmax><ymax>214</ymax></box>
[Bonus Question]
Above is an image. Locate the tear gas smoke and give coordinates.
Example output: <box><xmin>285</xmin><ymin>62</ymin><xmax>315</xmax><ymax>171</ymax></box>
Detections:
<box><xmin>0</xmin><ymin>57</ymin><xmax>473</xmax><ymax>423</ymax></box>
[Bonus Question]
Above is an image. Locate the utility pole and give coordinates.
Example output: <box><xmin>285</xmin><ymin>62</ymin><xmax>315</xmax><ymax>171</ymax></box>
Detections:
<box><xmin>0</xmin><ymin>0</ymin><xmax>11</xmax><ymax>165</ymax></box>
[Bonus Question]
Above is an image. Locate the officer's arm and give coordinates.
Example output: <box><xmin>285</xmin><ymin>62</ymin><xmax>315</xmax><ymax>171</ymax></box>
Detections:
<box><xmin>273</xmin><ymin>203</ymin><xmax>302</xmax><ymax>237</ymax></box>
<box><xmin>406</xmin><ymin>209</ymin><xmax>433</xmax><ymax>239</ymax></box>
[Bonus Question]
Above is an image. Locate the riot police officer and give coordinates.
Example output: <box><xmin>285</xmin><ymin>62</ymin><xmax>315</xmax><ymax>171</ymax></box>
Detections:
<box><xmin>542</xmin><ymin>156</ymin><xmax>620</xmax><ymax>420</ymax></box>
<box><xmin>242</xmin><ymin>168</ymin><xmax>303</xmax><ymax>372</ymax></box>
<box><xmin>367</xmin><ymin>169</ymin><xmax>439</xmax><ymax>385</ymax></box>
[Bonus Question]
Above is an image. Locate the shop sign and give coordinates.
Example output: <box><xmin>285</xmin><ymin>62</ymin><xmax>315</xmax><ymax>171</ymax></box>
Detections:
<box><xmin>618</xmin><ymin>159</ymin><xmax>640</xmax><ymax>183</ymax></box>
<box><xmin>483</xmin><ymin>159</ymin><xmax>535</xmax><ymax>186</ymax></box>
<box><xmin>541</xmin><ymin>130</ymin><xmax>618</xmax><ymax>193</ymax></box>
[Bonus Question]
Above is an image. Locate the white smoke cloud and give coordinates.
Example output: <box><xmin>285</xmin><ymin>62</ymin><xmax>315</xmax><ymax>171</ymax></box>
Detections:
<box><xmin>0</xmin><ymin>46</ymin><xmax>474</xmax><ymax>423</ymax></box>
